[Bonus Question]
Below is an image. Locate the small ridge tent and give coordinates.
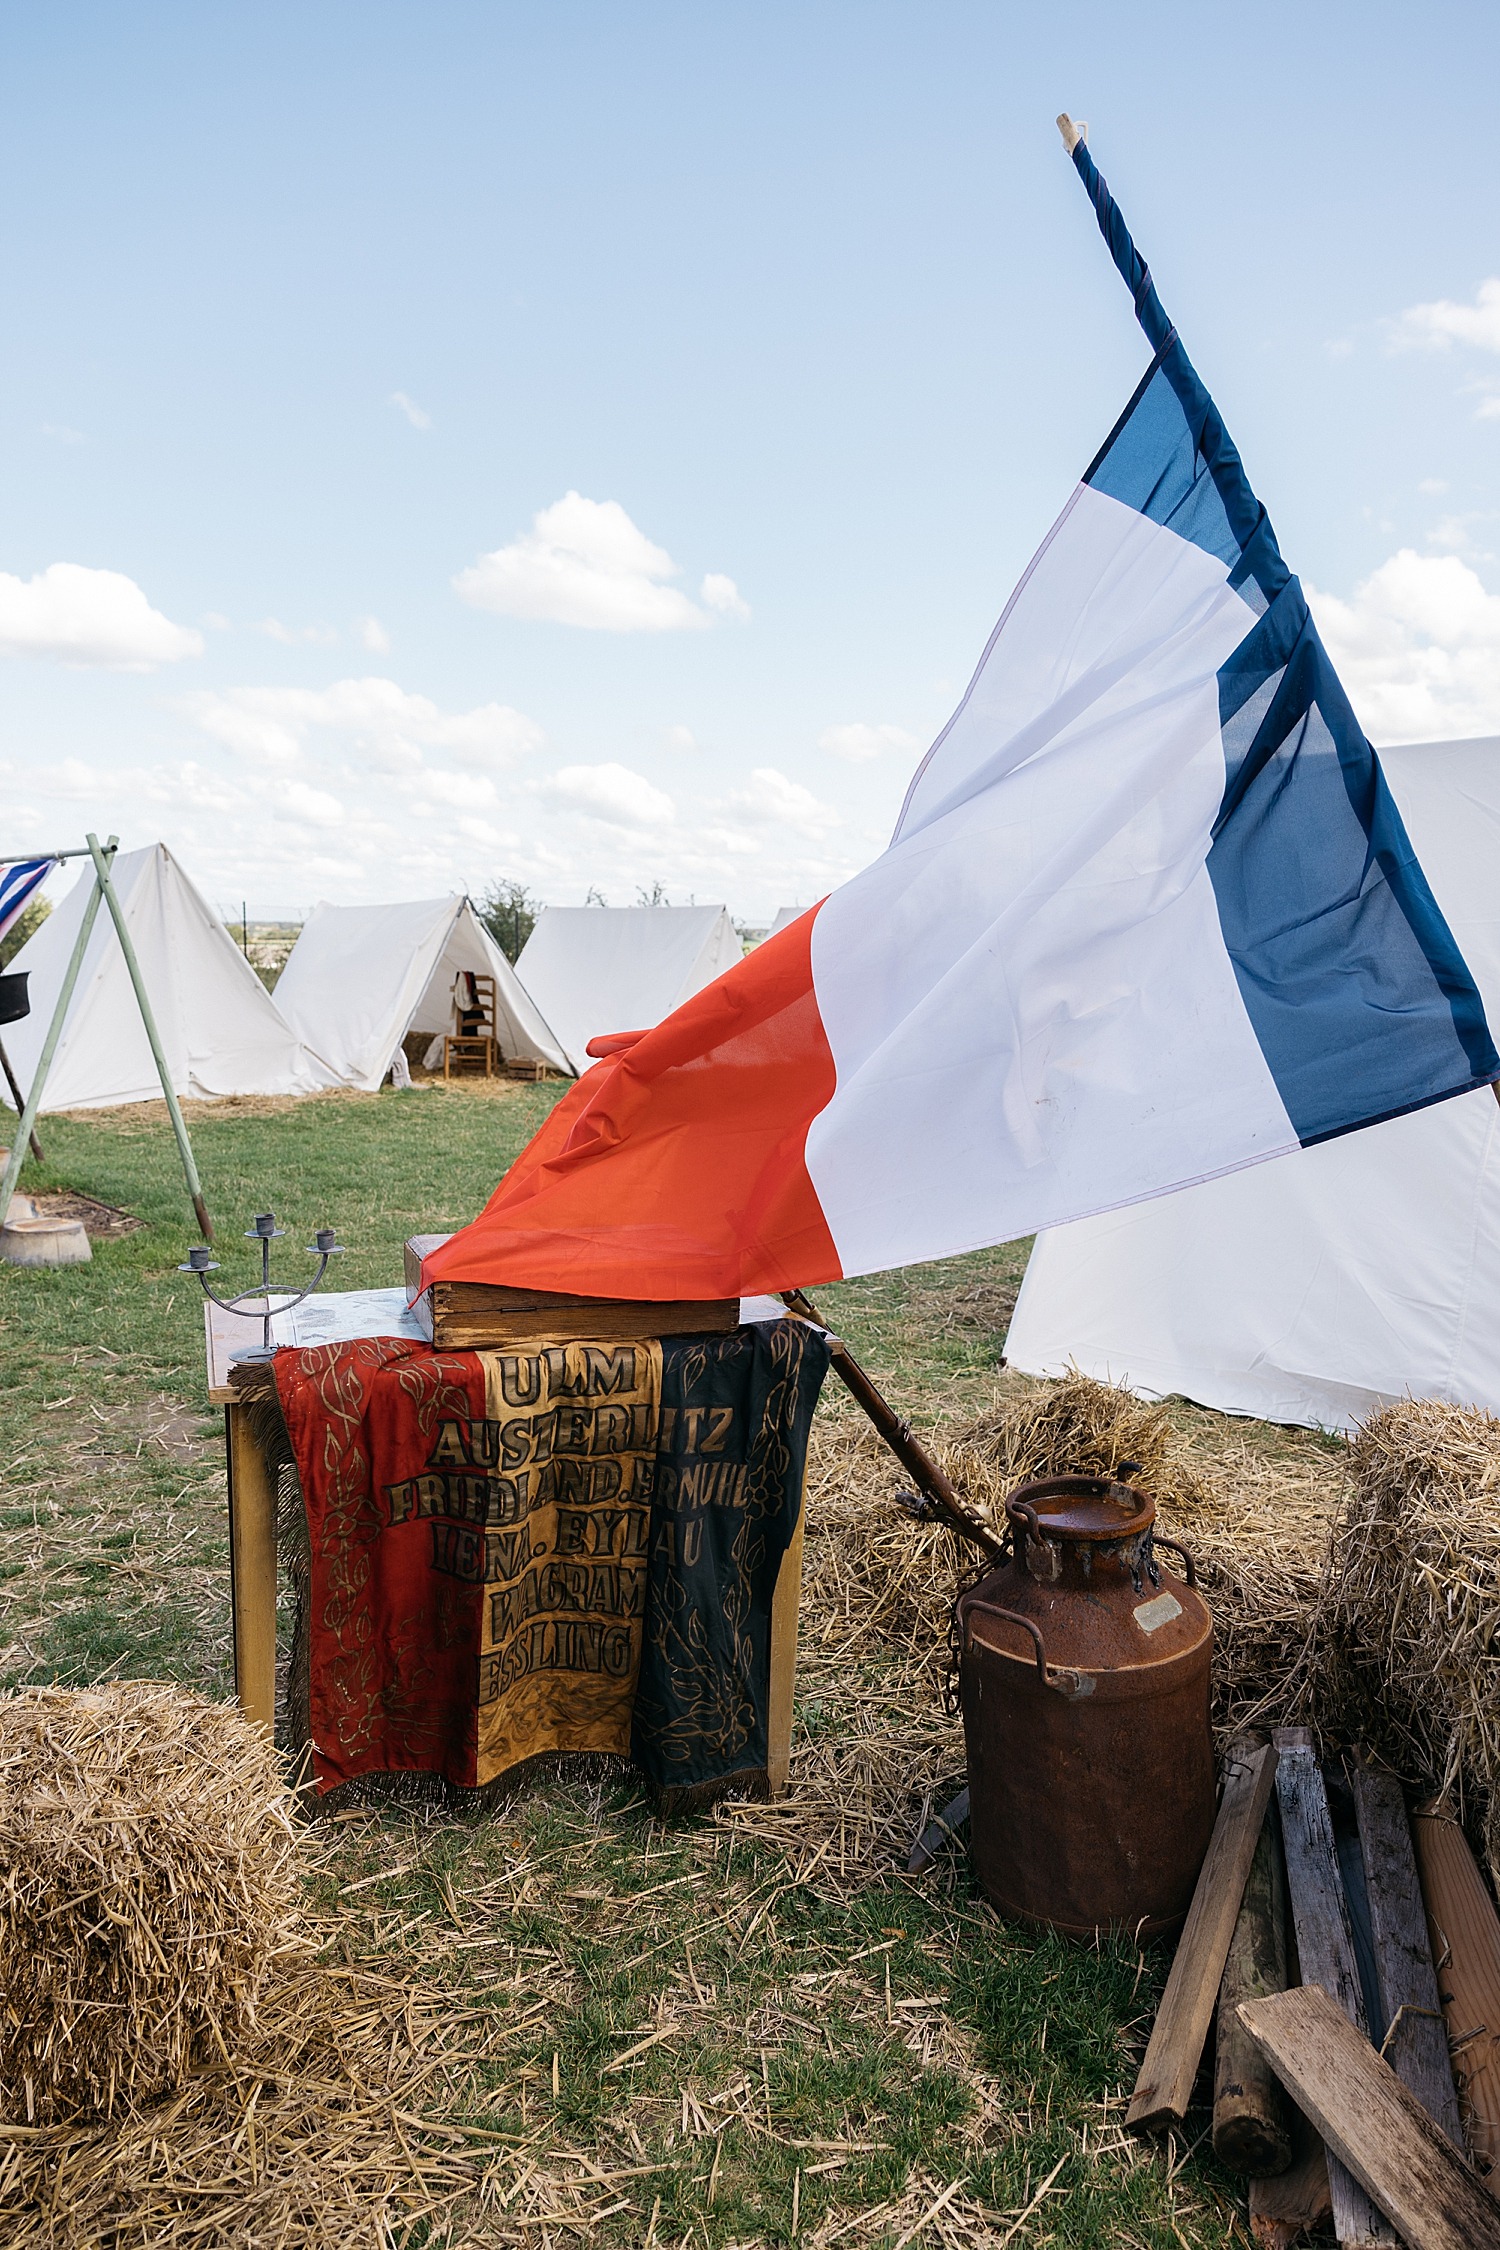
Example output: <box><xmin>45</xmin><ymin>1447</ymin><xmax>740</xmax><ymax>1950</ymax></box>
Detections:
<box><xmin>1</xmin><ymin>843</ymin><xmax>333</xmax><ymax>1111</ymax></box>
<box><xmin>274</xmin><ymin>896</ymin><xmax>570</xmax><ymax>1091</ymax></box>
<box><xmin>1006</xmin><ymin>735</ymin><xmax>1500</xmax><ymax>1432</ymax></box>
<box><xmin>767</xmin><ymin>906</ymin><xmax>811</xmax><ymax>938</ymax></box>
<box><xmin>514</xmin><ymin>905</ymin><xmax>741</xmax><ymax>1075</ymax></box>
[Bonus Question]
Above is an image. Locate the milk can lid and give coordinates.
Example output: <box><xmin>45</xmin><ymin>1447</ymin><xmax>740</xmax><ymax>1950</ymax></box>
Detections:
<box><xmin>1004</xmin><ymin>1474</ymin><xmax>1154</xmax><ymax>1545</ymax></box>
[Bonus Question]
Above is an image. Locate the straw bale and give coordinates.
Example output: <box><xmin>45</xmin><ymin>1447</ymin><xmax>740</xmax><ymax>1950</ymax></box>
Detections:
<box><xmin>1322</xmin><ymin>1399</ymin><xmax>1500</xmax><ymax>1873</ymax></box>
<box><xmin>938</xmin><ymin>1371</ymin><xmax>1217</xmax><ymax>1519</ymax></box>
<box><xmin>0</xmin><ymin>1682</ymin><xmax>302</xmax><ymax>2123</ymax></box>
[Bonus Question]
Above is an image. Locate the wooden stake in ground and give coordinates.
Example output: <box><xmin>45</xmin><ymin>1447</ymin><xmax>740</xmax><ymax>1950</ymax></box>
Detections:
<box><xmin>1249</xmin><ymin>2107</ymin><xmax>1332</xmax><ymax>2250</ymax></box>
<box><xmin>1214</xmin><ymin>1802</ymin><xmax>1294</xmax><ymax>2174</ymax></box>
<box><xmin>1273</xmin><ymin>1729</ymin><xmax>1396</xmax><ymax>2247</ymax></box>
<box><xmin>1349</xmin><ymin>1761</ymin><xmax>1463</xmax><ymax>2147</ymax></box>
<box><xmin>1412</xmin><ymin>1804</ymin><xmax>1500</xmax><ymax>2172</ymax></box>
<box><xmin>1127</xmin><ymin>1738</ymin><xmax>1277</xmax><ymax>2131</ymax></box>
<box><xmin>1240</xmin><ymin>1985</ymin><xmax>1500</xmax><ymax>2250</ymax></box>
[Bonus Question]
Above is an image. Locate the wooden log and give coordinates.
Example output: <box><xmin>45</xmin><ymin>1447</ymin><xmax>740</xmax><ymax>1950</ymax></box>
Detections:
<box><xmin>1350</xmin><ymin>1762</ymin><xmax>1463</xmax><ymax>2147</ymax></box>
<box><xmin>1250</xmin><ymin>2106</ymin><xmax>1332</xmax><ymax>2248</ymax></box>
<box><xmin>226</xmin><ymin>1400</ymin><xmax>278</xmax><ymax>1734</ymax></box>
<box><xmin>1273</xmin><ymin>1730</ymin><xmax>1396</xmax><ymax>2246</ymax></box>
<box><xmin>1126</xmin><ymin>1739</ymin><xmax>1277</xmax><ymax>2131</ymax></box>
<box><xmin>1412</xmin><ymin>1805</ymin><xmax>1500</xmax><ymax>2174</ymax></box>
<box><xmin>1240</xmin><ymin>1985</ymin><xmax>1500</xmax><ymax>2250</ymax></box>
<box><xmin>1214</xmin><ymin>1803</ymin><xmax>1295</xmax><ymax>2174</ymax></box>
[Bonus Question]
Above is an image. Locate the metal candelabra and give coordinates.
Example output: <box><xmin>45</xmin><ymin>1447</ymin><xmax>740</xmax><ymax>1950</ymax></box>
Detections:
<box><xmin>181</xmin><ymin>1210</ymin><xmax>345</xmax><ymax>1362</ymax></box>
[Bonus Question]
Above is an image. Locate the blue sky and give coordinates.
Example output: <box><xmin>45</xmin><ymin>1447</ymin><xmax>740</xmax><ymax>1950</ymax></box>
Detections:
<box><xmin>4</xmin><ymin>1</ymin><xmax>1499</xmax><ymax>920</ymax></box>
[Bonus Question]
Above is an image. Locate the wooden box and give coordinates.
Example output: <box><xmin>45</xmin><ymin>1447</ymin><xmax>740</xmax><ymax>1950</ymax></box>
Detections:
<box><xmin>403</xmin><ymin>1235</ymin><xmax>739</xmax><ymax>1348</ymax></box>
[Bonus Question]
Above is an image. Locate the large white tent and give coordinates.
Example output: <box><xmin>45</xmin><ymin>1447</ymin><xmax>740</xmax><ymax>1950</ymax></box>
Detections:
<box><xmin>514</xmin><ymin>905</ymin><xmax>741</xmax><ymax>1075</ymax></box>
<box><xmin>1</xmin><ymin>843</ymin><xmax>332</xmax><ymax>1111</ymax></box>
<box><xmin>274</xmin><ymin>896</ymin><xmax>570</xmax><ymax>1091</ymax></box>
<box><xmin>1006</xmin><ymin>735</ymin><xmax>1500</xmax><ymax>1432</ymax></box>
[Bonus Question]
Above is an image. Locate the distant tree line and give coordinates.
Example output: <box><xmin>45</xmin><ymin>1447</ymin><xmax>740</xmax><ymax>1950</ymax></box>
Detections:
<box><xmin>477</xmin><ymin>876</ymin><xmax>683</xmax><ymax>960</ymax></box>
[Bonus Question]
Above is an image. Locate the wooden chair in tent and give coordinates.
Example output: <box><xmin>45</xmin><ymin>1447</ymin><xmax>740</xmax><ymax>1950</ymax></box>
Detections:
<box><xmin>442</xmin><ymin>972</ymin><xmax>498</xmax><ymax>1080</ymax></box>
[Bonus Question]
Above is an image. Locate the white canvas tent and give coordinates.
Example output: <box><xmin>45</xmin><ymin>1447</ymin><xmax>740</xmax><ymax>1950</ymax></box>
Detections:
<box><xmin>767</xmin><ymin>906</ymin><xmax>811</xmax><ymax>938</ymax></box>
<box><xmin>514</xmin><ymin>905</ymin><xmax>741</xmax><ymax>1075</ymax></box>
<box><xmin>1</xmin><ymin>843</ymin><xmax>332</xmax><ymax>1112</ymax></box>
<box><xmin>1006</xmin><ymin>735</ymin><xmax>1500</xmax><ymax>1432</ymax></box>
<box><xmin>274</xmin><ymin>896</ymin><xmax>570</xmax><ymax>1091</ymax></box>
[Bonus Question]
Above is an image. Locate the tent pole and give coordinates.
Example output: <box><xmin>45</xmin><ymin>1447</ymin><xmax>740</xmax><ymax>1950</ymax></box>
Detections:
<box><xmin>85</xmin><ymin>833</ymin><xmax>214</xmax><ymax>1242</ymax></box>
<box><xmin>0</xmin><ymin>1039</ymin><xmax>43</xmax><ymax>1161</ymax></box>
<box><xmin>0</xmin><ymin>836</ymin><xmax>117</xmax><ymax>1221</ymax></box>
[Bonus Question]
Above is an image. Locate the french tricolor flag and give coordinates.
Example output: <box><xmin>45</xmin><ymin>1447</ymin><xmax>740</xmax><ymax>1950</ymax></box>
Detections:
<box><xmin>426</xmin><ymin>131</ymin><xmax>1498</xmax><ymax>1305</ymax></box>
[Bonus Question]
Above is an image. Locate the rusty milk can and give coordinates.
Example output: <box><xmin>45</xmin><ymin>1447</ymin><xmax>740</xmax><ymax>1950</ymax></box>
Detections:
<box><xmin>954</xmin><ymin>1473</ymin><xmax>1214</xmax><ymax>1939</ymax></box>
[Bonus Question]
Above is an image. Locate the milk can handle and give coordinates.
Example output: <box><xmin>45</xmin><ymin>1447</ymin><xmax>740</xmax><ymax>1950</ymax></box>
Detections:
<box><xmin>1151</xmin><ymin>1533</ymin><xmax>1197</xmax><ymax>1587</ymax></box>
<box><xmin>963</xmin><ymin>1608</ymin><xmax>1085</xmax><ymax>1697</ymax></box>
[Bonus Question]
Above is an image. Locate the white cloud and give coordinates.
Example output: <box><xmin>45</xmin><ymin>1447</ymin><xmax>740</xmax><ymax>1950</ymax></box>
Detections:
<box><xmin>700</xmin><ymin>572</ymin><xmax>750</xmax><ymax>621</ymax></box>
<box><xmin>389</xmin><ymin>390</ymin><xmax>432</xmax><ymax>429</ymax></box>
<box><xmin>727</xmin><ymin>766</ymin><xmax>841</xmax><ymax>836</ymax></box>
<box><xmin>818</xmin><ymin>720</ymin><xmax>921</xmax><ymax>763</ymax></box>
<box><xmin>541</xmin><ymin>762</ymin><xmax>676</xmax><ymax>826</ymax></box>
<box><xmin>278</xmin><ymin>781</ymin><xmax>344</xmax><ymax>827</ymax></box>
<box><xmin>1479</xmin><ymin>396</ymin><xmax>1500</xmax><ymax>422</ymax></box>
<box><xmin>1309</xmin><ymin>548</ymin><xmax>1500</xmax><ymax>740</ymax></box>
<box><xmin>0</xmin><ymin>563</ymin><xmax>203</xmax><ymax>670</ymax></box>
<box><xmin>40</xmin><ymin>422</ymin><xmax>86</xmax><ymax>444</ymax></box>
<box><xmin>183</xmin><ymin>676</ymin><xmax>544</xmax><ymax>772</ymax></box>
<box><xmin>257</xmin><ymin>616</ymin><xmax>339</xmax><ymax>645</ymax></box>
<box><xmin>1426</xmin><ymin>515</ymin><xmax>1493</xmax><ymax>559</ymax></box>
<box><xmin>1419</xmin><ymin>478</ymin><xmax>1450</xmax><ymax>495</ymax></box>
<box><xmin>357</xmin><ymin>615</ymin><xmax>390</xmax><ymax>653</ymax></box>
<box><xmin>1395</xmin><ymin>277</ymin><xmax>1500</xmax><ymax>355</ymax></box>
<box><xmin>664</xmin><ymin>724</ymin><xmax>698</xmax><ymax>752</ymax></box>
<box><xmin>454</xmin><ymin>493</ymin><xmax>730</xmax><ymax>632</ymax></box>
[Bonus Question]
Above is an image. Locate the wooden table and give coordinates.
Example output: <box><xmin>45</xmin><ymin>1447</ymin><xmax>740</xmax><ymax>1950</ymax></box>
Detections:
<box><xmin>206</xmin><ymin>1294</ymin><xmax>805</xmax><ymax>1795</ymax></box>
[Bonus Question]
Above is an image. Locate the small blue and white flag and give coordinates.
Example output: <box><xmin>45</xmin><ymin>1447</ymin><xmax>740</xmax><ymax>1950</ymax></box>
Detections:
<box><xmin>0</xmin><ymin>859</ymin><xmax>54</xmax><ymax>950</ymax></box>
<box><xmin>422</xmin><ymin>128</ymin><xmax>1500</xmax><ymax>1303</ymax></box>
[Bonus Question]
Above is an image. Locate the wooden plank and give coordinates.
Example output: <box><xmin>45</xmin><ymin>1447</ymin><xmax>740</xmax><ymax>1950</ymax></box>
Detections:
<box><xmin>1240</xmin><ymin>1985</ymin><xmax>1500</xmax><ymax>2250</ymax></box>
<box><xmin>1126</xmin><ymin>1738</ymin><xmax>1277</xmax><ymax>2130</ymax></box>
<box><xmin>1214</xmin><ymin>1802</ymin><xmax>1295</xmax><ymax>2174</ymax></box>
<box><xmin>1350</xmin><ymin>1762</ymin><xmax>1464</xmax><ymax>2147</ymax></box>
<box><xmin>1273</xmin><ymin>1731</ymin><xmax>1396</xmax><ymax>2246</ymax></box>
<box><xmin>226</xmin><ymin>1401</ymin><xmax>279</xmax><ymax>1735</ymax></box>
<box><xmin>1250</xmin><ymin>2107</ymin><xmax>1332</xmax><ymax>2248</ymax></box>
<box><xmin>765</xmin><ymin>1490</ymin><xmax>806</xmax><ymax>1800</ymax></box>
<box><xmin>1412</xmin><ymin>1807</ymin><xmax>1500</xmax><ymax>2174</ymax></box>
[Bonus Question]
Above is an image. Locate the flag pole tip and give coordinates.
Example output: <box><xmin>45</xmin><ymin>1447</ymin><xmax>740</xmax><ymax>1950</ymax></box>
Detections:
<box><xmin>1056</xmin><ymin>113</ymin><xmax>1087</xmax><ymax>153</ymax></box>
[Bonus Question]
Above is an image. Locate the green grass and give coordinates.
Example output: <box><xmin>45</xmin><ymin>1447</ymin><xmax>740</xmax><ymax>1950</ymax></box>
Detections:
<box><xmin>0</xmin><ymin>1084</ymin><xmax>1255</xmax><ymax>2246</ymax></box>
<box><xmin>0</xmin><ymin>1082</ymin><xmax>559</xmax><ymax>1697</ymax></box>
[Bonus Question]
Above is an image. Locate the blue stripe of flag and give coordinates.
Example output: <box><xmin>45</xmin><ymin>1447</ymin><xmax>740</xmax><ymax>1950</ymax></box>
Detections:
<box><xmin>1071</xmin><ymin>137</ymin><xmax>1498</xmax><ymax>1145</ymax></box>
